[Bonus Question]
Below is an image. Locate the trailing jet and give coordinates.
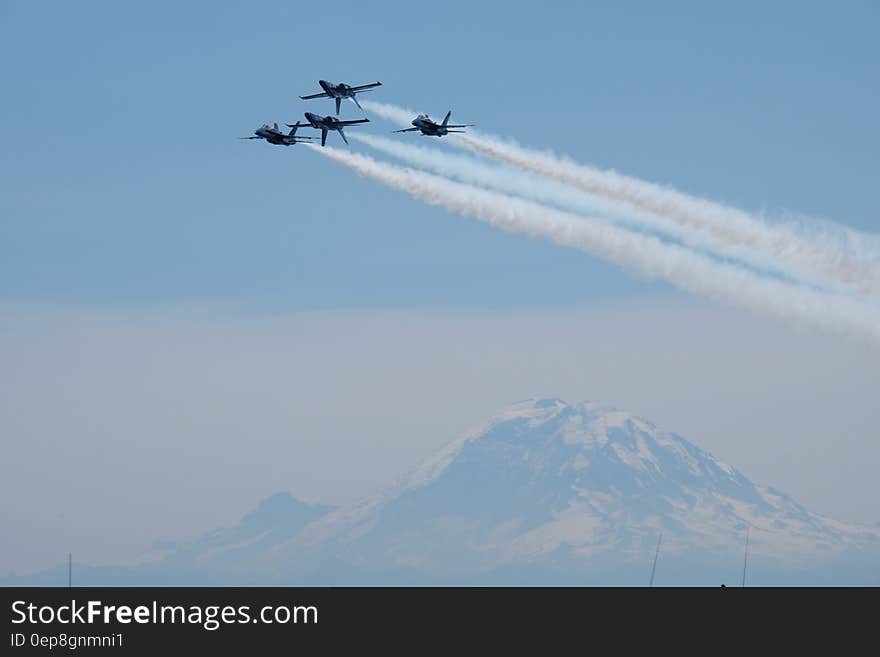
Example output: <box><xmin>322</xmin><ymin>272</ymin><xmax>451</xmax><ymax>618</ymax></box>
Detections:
<box><xmin>239</xmin><ymin>122</ymin><xmax>314</xmax><ymax>146</ymax></box>
<box><xmin>299</xmin><ymin>80</ymin><xmax>382</xmax><ymax>115</ymax></box>
<box><xmin>392</xmin><ymin>111</ymin><xmax>473</xmax><ymax>137</ymax></box>
<box><xmin>302</xmin><ymin>112</ymin><xmax>369</xmax><ymax>146</ymax></box>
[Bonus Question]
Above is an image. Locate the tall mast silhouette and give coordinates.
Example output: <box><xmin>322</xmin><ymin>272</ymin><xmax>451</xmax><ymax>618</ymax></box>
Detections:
<box><xmin>649</xmin><ymin>533</ymin><xmax>662</xmax><ymax>587</ymax></box>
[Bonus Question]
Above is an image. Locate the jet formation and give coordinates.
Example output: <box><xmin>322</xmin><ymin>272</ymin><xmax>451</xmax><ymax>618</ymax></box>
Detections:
<box><xmin>242</xmin><ymin>79</ymin><xmax>475</xmax><ymax>147</ymax></box>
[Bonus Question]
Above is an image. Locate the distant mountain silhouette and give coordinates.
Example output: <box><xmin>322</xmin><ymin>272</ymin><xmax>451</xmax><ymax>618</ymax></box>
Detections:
<box><xmin>7</xmin><ymin>399</ymin><xmax>879</xmax><ymax>585</ymax></box>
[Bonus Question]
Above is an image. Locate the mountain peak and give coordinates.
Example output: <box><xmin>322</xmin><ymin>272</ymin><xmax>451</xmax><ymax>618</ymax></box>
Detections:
<box><xmin>27</xmin><ymin>398</ymin><xmax>877</xmax><ymax>585</ymax></box>
<box><xmin>490</xmin><ymin>396</ymin><xmax>569</xmax><ymax>421</ymax></box>
<box><xmin>492</xmin><ymin>397</ymin><xmax>648</xmax><ymax>429</ymax></box>
<box><xmin>319</xmin><ymin>397</ymin><xmax>879</xmax><ymax>577</ymax></box>
<box><xmin>402</xmin><ymin>398</ymin><xmax>675</xmax><ymax>493</ymax></box>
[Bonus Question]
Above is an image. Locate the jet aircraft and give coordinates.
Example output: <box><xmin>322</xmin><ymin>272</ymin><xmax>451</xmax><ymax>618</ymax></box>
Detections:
<box><xmin>300</xmin><ymin>80</ymin><xmax>383</xmax><ymax>115</ymax></box>
<box><xmin>239</xmin><ymin>122</ymin><xmax>314</xmax><ymax>146</ymax></box>
<box><xmin>392</xmin><ymin>111</ymin><xmax>473</xmax><ymax>137</ymax></box>
<box><xmin>302</xmin><ymin>112</ymin><xmax>370</xmax><ymax>146</ymax></box>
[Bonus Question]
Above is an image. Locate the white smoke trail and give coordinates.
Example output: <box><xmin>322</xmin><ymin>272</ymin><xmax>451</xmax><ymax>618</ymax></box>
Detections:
<box><xmin>360</xmin><ymin>100</ymin><xmax>422</xmax><ymax>128</ymax></box>
<box><xmin>456</xmin><ymin>134</ymin><xmax>880</xmax><ymax>298</ymax></box>
<box><xmin>351</xmin><ymin>133</ymin><xmax>661</xmax><ymax>229</ymax></box>
<box><xmin>361</xmin><ymin>99</ymin><xmax>880</xmax><ymax>298</ymax></box>
<box><xmin>350</xmin><ymin>132</ymin><xmax>863</xmax><ymax>293</ymax></box>
<box><xmin>304</xmin><ymin>144</ymin><xmax>880</xmax><ymax>345</ymax></box>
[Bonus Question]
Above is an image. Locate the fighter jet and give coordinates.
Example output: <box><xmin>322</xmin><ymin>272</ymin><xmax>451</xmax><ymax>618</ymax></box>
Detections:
<box><xmin>302</xmin><ymin>112</ymin><xmax>370</xmax><ymax>146</ymax></box>
<box><xmin>239</xmin><ymin>122</ymin><xmax>314</xmax><ymax>146</ymax></box>
<box><xmin>299</xmin><ymin>80</ymin><xmax>383</xmax><ymax>115</ymax></box>
<box><xmin>392</xmin><ymin>111</ymin><xmax>473</xmax><ymax>137</ymax></box>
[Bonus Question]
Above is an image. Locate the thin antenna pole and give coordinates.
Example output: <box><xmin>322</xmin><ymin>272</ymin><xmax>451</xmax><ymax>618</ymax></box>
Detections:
<box><xmin>649</xmin><ymin>532</ymin><xmax>662</xmax><ymax>587</ymax></box>
<box><xmin>68</xmin><ymin>553</ymin><xmax>72</xmax><ymax>588</ymax></box>
<box><xmin>741</xmin><ymin>527</ymin><xmax>749</xmax><ymax>588</ymax></box>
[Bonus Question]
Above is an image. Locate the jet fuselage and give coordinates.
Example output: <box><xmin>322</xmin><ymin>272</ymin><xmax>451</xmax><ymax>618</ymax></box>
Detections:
<box><xmin>408</xmin><ymin>115</ymin><xmax>454</xmax><ymax>136</ymax></box>
<box><xmin>318</xmin><ymin>80</ymin><xmax>354</xmax><ymax>99</ymax></box>
<box><xmin>303</xmin><ymin>112</ymin><xmax>344</xmax><ymax>130</ymax></box>
<box><xmin>254</xmin><ymin>126</ymin><xmax>295</xmax><ymax>145</ymax></box>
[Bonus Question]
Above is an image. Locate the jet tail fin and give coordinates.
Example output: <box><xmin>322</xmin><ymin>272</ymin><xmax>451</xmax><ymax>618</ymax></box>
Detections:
<box><xmin>339</xmin><ymin>128</ymin><xmax>349</xmax><ymax>145</ymax></box>
<box><xmin>442</xmin><ymin>111</ymin><xmax>452</xmax><ymax>127</ymax></box>
<box><xmin>335</xmin><ymin>97</ymin><xmax>341</xmax><ymax>115</ymax></box>
<box><xmin>321</xmin><ymin>128</ymin><xmax>328</xmax><ymax>147</ymax></box>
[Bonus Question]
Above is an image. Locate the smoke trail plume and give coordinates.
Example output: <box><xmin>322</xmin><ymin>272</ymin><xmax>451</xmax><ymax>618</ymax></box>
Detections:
<box><xmin>304</xmin><ymin>144</ymin><xmax>880</xmax><ymax>345</ymax></box>
<box><xmin>351</xmin><ymin>133</ymin><xmax>655</xmax><ymax>228</ymax></box>
<box><xmin>361</xmin><ymin>99</ymin><xmax>880</xmax><ymax>298</ymax></box>
<box><xmin>351</xmin><ymin>133</ymin><xmax>862</xmax><ymax>292</ymax></box>
<box><xmin>456</xmin><ymin>133</ymin><xmax>880</xmax><ymax>297</ymax></box>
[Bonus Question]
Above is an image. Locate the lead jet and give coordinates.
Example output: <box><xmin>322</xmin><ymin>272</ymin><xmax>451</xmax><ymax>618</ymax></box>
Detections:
<box><xmin>239</xmin><ymin>122</ymin><xmax>314</xmax><ymax>146</ymax></box>
<box><xmin>302</xmin><ymin>112</ymin><xmax>369</xmax><ymax>146</ymax></box>
<box><xmin>392</xmin><ymin>111</ymin><xmax>473</xmax><ymax>137</ymax></box>
<box><xmin>299</xmin><ymin>80</ymin><xmax>383</xmax><ymax>115</ymax></box>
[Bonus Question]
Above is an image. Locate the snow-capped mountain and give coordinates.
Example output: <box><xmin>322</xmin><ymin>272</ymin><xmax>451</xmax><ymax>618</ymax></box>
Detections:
<box><xmin>8</xmin><ymin>398</ymin><xmax>878</xmax><ymax>585</ymax></box>
<box><xmin>237</xmin><ymin>397</ymin><xmax>877</xmax><ymax>584</ymax></box>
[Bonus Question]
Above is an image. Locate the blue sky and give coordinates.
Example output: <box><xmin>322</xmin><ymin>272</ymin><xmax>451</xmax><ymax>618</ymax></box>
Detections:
<box><xmin>2</xmin><ymin>0</ymin><xmax>877</xmax><ymax>310</ymax></box>
<box><xmin>2</xmin><ymin>2</ymin><xmax>880</xmax><ymax>576</ymax></box>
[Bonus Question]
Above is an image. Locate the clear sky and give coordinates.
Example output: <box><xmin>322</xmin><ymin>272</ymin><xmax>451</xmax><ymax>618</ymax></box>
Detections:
<box><xmin>1</xmin><ymin>1</ymin><xmax>879</xmax><ymax>575</ymax></box>
<box><xmin>2</xmin><ymin>0</ymin><xmax>878</xmax><ymax>309</ymax></box>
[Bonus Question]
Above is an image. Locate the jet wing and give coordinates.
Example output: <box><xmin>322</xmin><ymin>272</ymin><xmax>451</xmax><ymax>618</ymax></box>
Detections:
<box><xmin>392</xmin><ymin>127</ymin><xmax>420</xmax><ymax>133</ymax></box>
<box><xmin>350</xmin><ymin>82</ymin><xmax>382</xmax><ymax>92</ymax></box>
<box><xmin>336</xmin><ymin>118</ymin><xmax>370</xmax><ymax>126</ymax></box>
<box><xmin>300</xmin><ymin>92</ymin><xmax>331</xmax><ymax>99</ymax></box>
<box><xmin>239</xmin><ymin>136</ymin><xmax>263</xmax><ymax>139</ymax></box>
<box><xmin>445</xmin><ymin>124</ymin><xmax>474</xmax><ymax>128</ymax></box>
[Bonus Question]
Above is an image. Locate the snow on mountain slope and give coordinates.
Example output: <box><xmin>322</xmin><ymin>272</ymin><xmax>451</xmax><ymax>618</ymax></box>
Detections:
<box><xmin>12</xmin><ymin>398</ymin><xmax>875</xmax><ymax>585</ymax></box>
<box><xmin>250</xmin><ymin>398</ymin><xmax>878</xmax><ymax>581</ymax></box>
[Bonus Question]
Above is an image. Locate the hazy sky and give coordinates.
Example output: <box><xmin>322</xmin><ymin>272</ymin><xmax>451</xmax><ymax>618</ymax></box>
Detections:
<box><xmin>2</xmin><ymin>302</ymin><xmax>879</xmax><ymax>574</ymax></box>
<box><xmin>1</xmin><ymin>1</ymin><xmax>878</xmax><ymax>574</ymax></box>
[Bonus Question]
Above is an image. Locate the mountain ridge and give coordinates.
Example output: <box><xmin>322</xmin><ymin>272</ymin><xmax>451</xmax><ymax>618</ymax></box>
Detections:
<box><xmin>6</xmin><ymin>398</ymin><xmax>878</xmax><ymax>585</ymax></box>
